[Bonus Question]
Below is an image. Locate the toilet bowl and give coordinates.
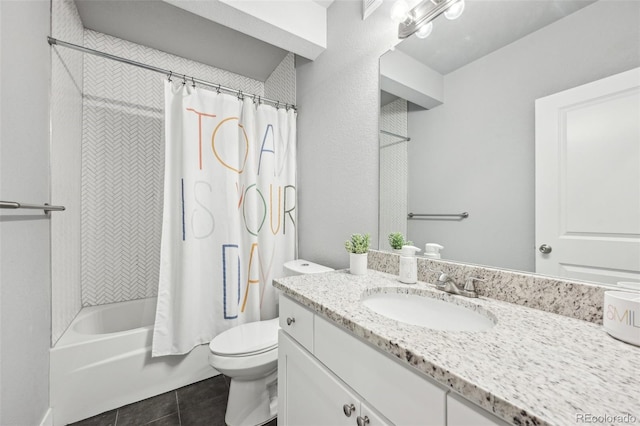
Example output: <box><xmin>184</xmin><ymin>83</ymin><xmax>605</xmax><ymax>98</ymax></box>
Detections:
<box><xmin>208</xmin><ymin>259</ymin><xmax>333</xmax><ymax>426</ymax></box>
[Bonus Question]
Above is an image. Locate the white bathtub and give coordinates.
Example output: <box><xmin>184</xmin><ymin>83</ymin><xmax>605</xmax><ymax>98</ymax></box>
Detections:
<box><xmin>50</xmin><ymin>297</ymin><xmax>216</xmax><ymax>425</ymax></box>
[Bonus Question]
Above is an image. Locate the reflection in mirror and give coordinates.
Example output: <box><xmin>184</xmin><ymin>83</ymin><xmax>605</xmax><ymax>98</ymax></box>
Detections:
<box><xmin>378</xmin><ymin>0</ymin><xmax>640</xmax><ymax>287</ymax></box>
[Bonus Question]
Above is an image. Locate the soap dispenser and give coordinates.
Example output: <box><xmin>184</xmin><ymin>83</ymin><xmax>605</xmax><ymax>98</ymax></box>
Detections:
<box><xmin>424</xmin><ymin>243</ymin><xmax>444</xmax><ymax>259</ymax></box>
<box><xmin>399</xmin><ymin>245</ymin><xmax>421</xmax><ymax>284</ymax></box>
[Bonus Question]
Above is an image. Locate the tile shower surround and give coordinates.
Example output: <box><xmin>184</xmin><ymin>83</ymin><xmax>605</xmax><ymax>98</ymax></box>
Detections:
<box><xmin>367</xmin><ymin>249</ymin><xmax>607</xmax><ymax>324</ymax></box>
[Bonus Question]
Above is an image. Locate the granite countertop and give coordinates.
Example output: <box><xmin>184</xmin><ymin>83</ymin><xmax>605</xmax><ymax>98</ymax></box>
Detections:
<box><xmin>274</xmin><ymin>269</ymin><xmax>640</xmax><ymax>426</ymax></box>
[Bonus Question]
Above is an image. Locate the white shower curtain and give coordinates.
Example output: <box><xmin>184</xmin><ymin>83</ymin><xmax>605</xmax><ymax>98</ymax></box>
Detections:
<box><xmin>152</xmin><ymin>82</ymin><xmax>296</xmax><ymax>356</ymax></box>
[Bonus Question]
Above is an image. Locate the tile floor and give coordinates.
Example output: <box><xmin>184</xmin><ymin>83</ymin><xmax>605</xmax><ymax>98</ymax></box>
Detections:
<box><xmin>69</xmin><ymin>375</ymin><xmax>278</xmax><ymax>426</ymax></box>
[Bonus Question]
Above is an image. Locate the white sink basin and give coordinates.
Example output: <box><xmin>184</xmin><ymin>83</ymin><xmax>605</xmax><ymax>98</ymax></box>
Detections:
<box><xmin>361</xmin><ymin>292</ymin><xmax>495</xmax><ymax>332</ymax></box>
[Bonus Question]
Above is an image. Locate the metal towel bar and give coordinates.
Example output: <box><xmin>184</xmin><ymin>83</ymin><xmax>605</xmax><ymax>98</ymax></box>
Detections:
<box><xmin>0</xmin><ymin>201</ymin><xmax>66</xmax><ymax>213</ymax></box>
<box><xmin>408</xmin><ymin>212</ymin><xmax>468</xmax><ymax>219</ymax></box>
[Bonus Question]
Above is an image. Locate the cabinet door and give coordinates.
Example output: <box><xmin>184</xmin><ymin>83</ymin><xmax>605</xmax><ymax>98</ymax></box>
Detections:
<box><xmin>360</xmin><ymin>401</ymin><xmax>393</xmax><ymax>426</ymax></box>
<box><xmin>314</xmin><ymin>315</ymin><xmax>447</xmax><ymax>425</ymax></box>
<box><xmin>279</xmin><ymin>331</ymin><xmax>361</xmax><ymax>426</ymax></box>
<box><xmin>447</xmin><ymin>393</ymin><xmax>510</xmax><ymax>426</ymax></box>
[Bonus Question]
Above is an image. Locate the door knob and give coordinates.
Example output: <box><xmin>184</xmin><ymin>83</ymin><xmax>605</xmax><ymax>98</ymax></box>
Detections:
<box><xmin>343</xmin><ymin>403</ymin><xmax>355</xmax><ymax>417</ymax></box>
<box><xmin>286</xmin><ymin>317</ymin><xmax>295</xmax><ymax>326</ymax></box>
<box><xmin>357</xmin><ymin>415</ymin><xmax>370</xmax><ymax>426</ymax></box>
<box><xmin>538</xmin><ymin>244</ymin><xmax>552</xmax><ymax>254</ymax></box>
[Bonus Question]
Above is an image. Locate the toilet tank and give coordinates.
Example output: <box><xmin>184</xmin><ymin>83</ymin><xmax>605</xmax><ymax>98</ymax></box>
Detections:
<box><xmin>283</xmin><ymin>259</ymin><xmax>334</xmax><ymax>276</ymax></box>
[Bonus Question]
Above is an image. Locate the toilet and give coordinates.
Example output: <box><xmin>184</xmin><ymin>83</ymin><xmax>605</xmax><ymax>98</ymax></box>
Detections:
<box><xmin>208</xmin><ymin>259</ymin><xmax>333</xmax><ymax>426</ymax></box>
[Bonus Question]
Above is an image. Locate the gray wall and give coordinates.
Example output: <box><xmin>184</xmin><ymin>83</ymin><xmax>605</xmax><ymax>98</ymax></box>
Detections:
<box><xmin>407</xmin><ymin>1</ymin><xmax>640</xmax><ymax>271</ymax></box>
<box><xmin>0</xmin><ymin>1</ymin><xmax>52</xmax><ymax>424</ymax></box>
<box><xmin>296</xmin><ymin>1</ymin><xmax>398</xmax><ymax>268</ymax></box>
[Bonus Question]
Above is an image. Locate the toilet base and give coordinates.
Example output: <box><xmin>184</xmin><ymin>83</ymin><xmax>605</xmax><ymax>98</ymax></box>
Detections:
<box><xmin>225</xmin><ymin>370</ymin><xmax>278</xmax><ymax>426</ymax></box>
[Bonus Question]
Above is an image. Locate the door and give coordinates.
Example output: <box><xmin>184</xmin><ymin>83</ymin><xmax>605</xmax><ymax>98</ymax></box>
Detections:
<box><xmin>535</xmin><ymin>68</ymin><xmax>640</xmax><ymax>285</ymax></box>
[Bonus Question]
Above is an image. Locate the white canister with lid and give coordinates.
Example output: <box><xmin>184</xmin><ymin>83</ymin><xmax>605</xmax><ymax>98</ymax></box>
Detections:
<box><xmin>399</xmin><ymin>245</ymin><xmax>421</xmax><ymax>284</ymax></box>
<box><xmin>424</xmin><ymin>243</ymin><xmax>444</xmax><ymax>259</ymax></box>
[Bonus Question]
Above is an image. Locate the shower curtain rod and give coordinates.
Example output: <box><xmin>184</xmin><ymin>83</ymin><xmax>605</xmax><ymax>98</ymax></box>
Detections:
<box><xmin>48</xmin><ymin>37</ymin><xmax>297</xmax><ymax>111</ymax></box>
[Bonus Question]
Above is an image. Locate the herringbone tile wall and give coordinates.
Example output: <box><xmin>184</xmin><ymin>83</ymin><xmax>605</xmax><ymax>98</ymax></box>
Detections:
<box><xmin>51</xmin><ymin>0</ymin><xmax>84</xmax><ymax>344</ymax></box>
<box><xmin>80</xmin><ymin>30</ymin><xmax>295</xmax><ymax>306</ymax></box>
<box><xmin>265</xmin><ymin>52</ymin><xmax>296</xmax><ymax>106</ymax></box>
<box><xmin>379</xmin><ymin>98</ymin><xmax>408</xmax><ymax>251</ymax></box>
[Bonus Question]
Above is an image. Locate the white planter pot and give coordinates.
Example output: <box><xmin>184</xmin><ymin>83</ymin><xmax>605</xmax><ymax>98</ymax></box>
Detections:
<box><xmin>349</xmin><ymin>253</ymin><xmax>368</xmax><ymax>275</ymax></box>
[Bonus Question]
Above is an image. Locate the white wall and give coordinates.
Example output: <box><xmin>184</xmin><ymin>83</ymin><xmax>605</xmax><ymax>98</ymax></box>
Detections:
<box><xmin>407</xmin><ymin>1</ymin><xmax>640</xmax><ymax>271</ymax></box>
<box><xmin>0</xmin><ymin>1</ymin><xmax>52</xmax><ymax>424</ymax></box>
<box><xmin>380</xmin><ymin>49</ymin><xmax>443</xmax><ymax>109</ymax></box>
<box><xmin>51</xmin><ymin>0</ymin><xmax>84</xmax><ymax>345</ymax></box>
<box><xmin>296</xmin><ymin>1</ymin><xmax>399</xmax><ymax>268</ymax></box>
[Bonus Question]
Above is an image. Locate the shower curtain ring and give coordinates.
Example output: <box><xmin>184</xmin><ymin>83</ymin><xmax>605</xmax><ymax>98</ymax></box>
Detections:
<box><xmin>167</xmin><ymin>71</ymin><xmax>173</xmax><ymax>82</ymax></box>
<box><xmin>216</xmin><ymin>84</ymin><xmax>221</xmax><ymax>94</ymax></box>
<box><xmin>276</xmin><ymin>101</ymin><xmax>280</xmax><ymax>109</ymax></box>
<box><xmin>182</xmin><ymin>75</ymin><xmax>187</xmax><ymax>85</ymax></box>
<box><xmin>238</xmin><ymin>90</ymin><xmax>243</xmax><ymax>101</ymax></box>
<box><xmin>191</xmin><ymin>77</ymin><xmax>196</xmax><ymax>88</ymax></box>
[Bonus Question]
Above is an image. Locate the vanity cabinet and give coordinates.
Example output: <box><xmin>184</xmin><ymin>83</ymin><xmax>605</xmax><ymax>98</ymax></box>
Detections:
<box><xmin>278</xmin><ymin>295</ymin><xmax>507</xmax><ymax>426</ymax></box>
<box><xmin>279</xmin><ymin>331</ymin><xmax>390</xmax><ymax>426</ymax></box>
<box><xmin>447</xmin><ymin>393</ymin><xmax>510</xmax><ymax>426</ymax></box>
<box><xmin>279</xmin><ymin>295</ymin><xmax>445</xmax><ymax>425</ymax></box>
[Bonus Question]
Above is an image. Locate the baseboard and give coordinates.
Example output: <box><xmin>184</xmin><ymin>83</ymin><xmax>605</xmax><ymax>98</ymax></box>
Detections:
<box><xmin>39</xmin><ymin>408</ymin><xmax>53</xmax><ymax>426</ymax></box>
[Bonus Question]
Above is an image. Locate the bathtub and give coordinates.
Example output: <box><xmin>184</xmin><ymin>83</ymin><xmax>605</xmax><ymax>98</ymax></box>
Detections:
<box><xmin>50</xmin><ymin>297</ymin><xmax>216</xmax><ymax>426</ymax></box>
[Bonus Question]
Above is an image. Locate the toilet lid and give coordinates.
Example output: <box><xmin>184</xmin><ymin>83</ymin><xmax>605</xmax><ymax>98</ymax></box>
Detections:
<box><xmin>209</xmin><ymin>318</ymin><xmax>279</xmax><ymax>356</ymax></box>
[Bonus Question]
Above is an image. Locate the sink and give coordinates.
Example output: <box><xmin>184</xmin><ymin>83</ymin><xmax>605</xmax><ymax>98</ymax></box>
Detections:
<box><xmin>361</xmin><ymin>292</ymin><xmax>495</xmax><ymax>332</ymax></box>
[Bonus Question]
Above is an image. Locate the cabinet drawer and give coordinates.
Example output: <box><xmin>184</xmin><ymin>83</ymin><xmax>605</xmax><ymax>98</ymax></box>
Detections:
<box><xmin>447</xmin><ymin>393</ymin><xmax>510</xmax><ymax>426</ymax></box>
<box><xmin>279</xmin><ymin>296</ymin><xmax>314</xmax><ymax>352</ymax></box>
<box><xmin>314</xmin><ymin>315</ymin><xmax>447</xmax><ymax>426</ymax></box>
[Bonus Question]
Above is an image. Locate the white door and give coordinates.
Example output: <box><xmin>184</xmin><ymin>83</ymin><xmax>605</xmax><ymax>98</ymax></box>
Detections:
<box><xmin>535</xmin><ymin>68</ymin><xmax>640</xmax><ymax>286</ymax></box>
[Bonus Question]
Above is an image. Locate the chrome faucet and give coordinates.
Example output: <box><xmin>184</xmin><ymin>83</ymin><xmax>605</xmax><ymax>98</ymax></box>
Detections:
<box><xmin>432</xmin><ymin>270</ymin><xmax>484</xmax><ymax>298</ymax></box>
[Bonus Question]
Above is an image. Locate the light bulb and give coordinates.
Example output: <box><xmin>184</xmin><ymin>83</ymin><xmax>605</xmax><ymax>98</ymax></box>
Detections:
<box><xmin>415</xmin><ymin>21</ymin><xmax>433</xmax><ymax>39</ymax></box>
<box><xmin>390</xmin><ymin>0</ymin><xmax>410</xmax><ymax>23</ymax></box>
<box><xmin>444</xmin><ymin>0</ymin><xmax>465</xmax><ymax>20</ymax></box>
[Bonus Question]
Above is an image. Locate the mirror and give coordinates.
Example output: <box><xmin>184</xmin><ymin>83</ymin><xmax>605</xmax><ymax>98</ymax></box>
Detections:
<box><xmin>378</xmin><ymin>0</ymin><xmax>640</xmax><ymax>286</ymax></box>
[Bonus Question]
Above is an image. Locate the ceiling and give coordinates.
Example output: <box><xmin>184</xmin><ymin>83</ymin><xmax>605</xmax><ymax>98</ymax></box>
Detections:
<box><xmin>74</xmin><ymin>0</ymin><xmax>290</xmax><ymax>82</ymax></box>
<box><xmin>396</xmin><ymin>0</ymin><xmax>597</xmax><ymax>75</ymax></box>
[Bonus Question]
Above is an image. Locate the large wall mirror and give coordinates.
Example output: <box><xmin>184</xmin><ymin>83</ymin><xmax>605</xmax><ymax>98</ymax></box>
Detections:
<box><xmin>378</xmin><ymin>0</ymin><xmax>640</xmax><ymax>287</ymax></box>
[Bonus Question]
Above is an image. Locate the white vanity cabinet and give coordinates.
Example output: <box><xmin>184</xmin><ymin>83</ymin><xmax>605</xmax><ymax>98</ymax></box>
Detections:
<box><xmin>279</xmin><ymin>331</ymin><xmax>391</xmax><ymax>426</ymax></box>
<box><xmin>278</xmin><ymin>295</ymin><xmax>447</xmax><ymax>426</ymax></box>
<box><xmin>278</xmin><ymin>295</ymin><xmax>509</xmax><ymax>426</ymax></box>
<box><xmin>447</xmin><ymin>393</ymin><xmax>511</xmax><ymax>426</ymax></box>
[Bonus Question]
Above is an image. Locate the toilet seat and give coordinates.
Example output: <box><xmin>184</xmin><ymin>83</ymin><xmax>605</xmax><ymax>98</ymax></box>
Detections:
<box><xmin>209</xmin><ymin>318</ymin><xmax>279</xmax><ymax>357</ymax></box>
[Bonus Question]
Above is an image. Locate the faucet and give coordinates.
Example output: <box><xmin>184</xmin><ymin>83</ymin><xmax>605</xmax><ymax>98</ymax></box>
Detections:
<box><xmin>432</xmin><ymin>270</ymin><xmax>484</xmax><ymax>298</ymax></box>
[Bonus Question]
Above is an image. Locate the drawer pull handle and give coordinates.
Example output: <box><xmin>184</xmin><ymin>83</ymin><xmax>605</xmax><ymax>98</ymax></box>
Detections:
<box><xmin>286</xmin><ymin>317</ymin><xmax>295</xmax><ymax>326</ymax></box>
<box><xmin>357</xmin><ymin>415</ymin><xmax>370</xmax><ymax>426</ymax></box>
<box><xmin>343</xmin><ymin>403</ymin><xmax>356</xmax><ymax>417</ymax></box>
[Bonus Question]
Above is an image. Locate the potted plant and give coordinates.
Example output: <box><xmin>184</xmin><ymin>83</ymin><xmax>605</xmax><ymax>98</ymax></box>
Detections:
<box><xmin>344</xmin><ymin>233</ymin><xmax>370</xmax><ymax>275</ymax></box>
<box><xmin>388</xmin><ymin>232</ymin><xmax>411</xmax><ymax>252</ymax></box>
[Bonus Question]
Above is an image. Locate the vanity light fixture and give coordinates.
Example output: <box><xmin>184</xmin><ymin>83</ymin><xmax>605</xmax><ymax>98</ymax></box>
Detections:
<box><xmin>415</xmin><ymin>21</ymin><xmax>433</xmax><ymax>38</ymax></box>
<box><xmin>444</xmin><ymin>0</ymin><xmax>465</xmax><ymax>20</ymax></box>
<box><xmin>392</xmin><ymin>0</ymin><xmax>465</xmax><ymax>39</ymax></box>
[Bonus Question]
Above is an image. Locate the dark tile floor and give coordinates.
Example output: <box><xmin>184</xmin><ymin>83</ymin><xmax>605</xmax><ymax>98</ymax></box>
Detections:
<box><xmin>69</xmin><ymin>375</ymin><xmax>277</xmax><ymax>426</ymax></box>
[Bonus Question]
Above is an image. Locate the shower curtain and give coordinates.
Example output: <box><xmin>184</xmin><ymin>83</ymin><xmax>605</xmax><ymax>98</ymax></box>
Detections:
<box><xmin>152</xmin><ymin>82</ymin><xmax>296</xmax><ymax>356</ymax></box>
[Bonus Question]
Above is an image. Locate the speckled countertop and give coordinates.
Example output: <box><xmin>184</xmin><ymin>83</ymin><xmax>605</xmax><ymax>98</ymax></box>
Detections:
<box><xmin>274</xmin><ymin>269</ymin><xmax>640</xmax><ymax>426</ymax></box>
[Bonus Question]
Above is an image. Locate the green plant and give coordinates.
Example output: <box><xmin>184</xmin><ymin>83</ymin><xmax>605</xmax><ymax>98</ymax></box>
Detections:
<box><xmin>344</xmin><ymin>233</ymin><xmax>371</xmax><ymax>254</ymax></box>
<box><xmin>388</xmin><ymin>232</ymin><xmax>411</xmax><ymax>250</ymax></box>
